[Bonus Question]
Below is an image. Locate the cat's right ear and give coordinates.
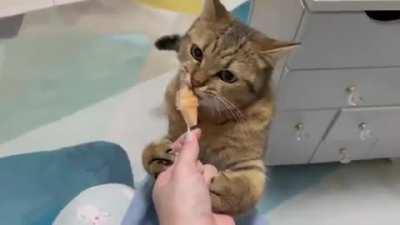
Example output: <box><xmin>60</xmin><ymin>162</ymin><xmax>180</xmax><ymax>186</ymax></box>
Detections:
<box><xmin>260</xmin><ymin>41</ymin><xmax>300</xmax><ymax>66</ymax></box>
<box><xmin>155</xmin><ymin>34</ymin><xmax>181</xmax><ymax>52</ymax></box>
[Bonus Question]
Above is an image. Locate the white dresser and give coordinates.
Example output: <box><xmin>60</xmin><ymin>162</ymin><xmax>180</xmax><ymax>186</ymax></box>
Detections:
<box><xmin>0</xmin><ymin>0</ymin><xmax>87</xmax><ymax>18</ymax></box>
<box><xmin>251</xmin><ymin>0</ymin><xmax>400</xmax><ymax>165</ymax></box>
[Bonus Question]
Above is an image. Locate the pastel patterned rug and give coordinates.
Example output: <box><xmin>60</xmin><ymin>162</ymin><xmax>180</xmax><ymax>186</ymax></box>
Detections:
<box><xmin>0</xmin><ymin>33</ymin><xmax>150</xmax><ymax>143</ymax></box>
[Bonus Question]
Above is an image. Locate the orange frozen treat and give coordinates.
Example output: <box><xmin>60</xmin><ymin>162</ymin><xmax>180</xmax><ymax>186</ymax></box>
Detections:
<box><xmin>176</xmin><ymin>85</ymin><xmax>199</xmax><ymax>128</ymax></box>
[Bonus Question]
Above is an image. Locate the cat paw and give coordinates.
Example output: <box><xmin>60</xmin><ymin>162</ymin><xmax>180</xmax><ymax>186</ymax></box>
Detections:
<box><xmin>209</xmin><ymin>172</ymin><xmax>257</xmax><ymax>216</ymax></box>
<box><xmin>142</xmin><ymin>138</ymin><xmax>175</xmax><ymax>178</ymax></box>
<box><xmin>209</xmin><ymin>174</ymin><xmax>237</xmax><ymax>215</ymax></box>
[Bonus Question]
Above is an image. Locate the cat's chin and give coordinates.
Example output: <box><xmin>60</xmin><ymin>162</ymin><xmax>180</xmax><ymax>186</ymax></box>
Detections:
<box><xmin>194</xmin><ymin>90</ymin><xmax>238</xmax><ymax>123</ymax></box>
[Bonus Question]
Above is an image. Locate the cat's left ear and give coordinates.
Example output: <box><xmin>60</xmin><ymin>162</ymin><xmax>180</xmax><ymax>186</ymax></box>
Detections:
<box><xmin>260</xmin><ymin>41</ymin><xmax>300</xmax><ymax>65</ymax></box>
<box><xmin>155</xmin><ymin>34</ymin><xmax>181</xmax><ymax>52</ymax></box>
<box><xmin>200</xmin><ymin>0</ymin><xmax>231</xmax><ymax>22</ymax></box>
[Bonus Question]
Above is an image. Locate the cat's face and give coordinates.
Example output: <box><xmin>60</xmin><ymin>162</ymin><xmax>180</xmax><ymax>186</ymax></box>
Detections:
<box><xmin>156</xmin><ymin>0</ymin><xmax>297</xmax><ymax>119</ymax></box>
<box><xmin>178</xmin><ymin>20</ymin><xmax>267</xmax><ymax>115</ymax></box>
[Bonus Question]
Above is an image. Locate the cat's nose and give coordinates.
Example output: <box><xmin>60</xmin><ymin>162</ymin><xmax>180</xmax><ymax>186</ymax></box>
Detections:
<box><xmin>191</xmin><ymin>72</ymin><xmax>208</xmax><ymax>87</ymax></box>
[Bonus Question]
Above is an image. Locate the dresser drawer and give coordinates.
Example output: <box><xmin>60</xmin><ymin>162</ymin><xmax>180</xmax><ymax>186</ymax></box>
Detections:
<box><xmin>267</xmin><ymin>110</ymin><xmax>337</xmax><ymax>165</ymax></box>
<box><xmin>311</xmin><ymin>107</ymin><xmax>400</xmax><ymax>163</ymax></box>
<box><xmin>288</xmin><ymin>11</ymin><xmax>400</xmax><ymax>69</ymax></box>
<box><xmin>278</xmin><ymin>67</ymin><xmax>400</xmax><ymax>111</ymax></box>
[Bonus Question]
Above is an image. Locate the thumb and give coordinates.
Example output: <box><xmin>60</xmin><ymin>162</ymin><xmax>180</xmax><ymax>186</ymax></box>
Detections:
<box><xmin>175</xmin><ymin>130</ymin><xmax>200</xmax><ymax>167</ymax></box>
<box><xmin>214</xmin><ymin>214</ymin><xmax>235</xmax><ymax>225</ymax></box>
<box><xmin>170</xmin><ymin>128</ymin><xmax>201</xmax><ymax>151</ymax></box>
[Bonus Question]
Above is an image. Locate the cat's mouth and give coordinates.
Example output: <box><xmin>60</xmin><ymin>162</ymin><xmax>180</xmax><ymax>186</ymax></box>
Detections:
<box><xmin>193</xmin><ymin>90</ymin><xmax>246</xmax><ymax>122</ymax></box>
<box><xmin>192</xmin><ymin>90</ymin><xmax>212</xmax><ymax>108</ymax></box>
<box><xmin>192</xmin><ymin>88</ymin><xmax>207</xmax><ymax>101</ymax></box>
<box><xmin>192</xmin><ymin>89</ymin><xmax>201</xmax><ymax>98</ymax></box>
<box><xmin>193</xmin><ymin>90</ymin><xmax>225</xmax><ymax>116</ymax></box>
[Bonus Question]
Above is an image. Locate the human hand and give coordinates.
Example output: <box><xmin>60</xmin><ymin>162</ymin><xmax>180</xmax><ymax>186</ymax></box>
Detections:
<box><xmin>152</xmin><ymin>129</ymin><xmax>235</xmax><ymax>225</ymax></box>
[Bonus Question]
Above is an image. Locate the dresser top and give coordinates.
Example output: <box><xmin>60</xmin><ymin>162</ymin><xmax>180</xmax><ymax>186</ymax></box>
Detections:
<box><xmin>305</xmin><ymin>0</ymin><xmax>400</xmax><ymax>11</ymax></box>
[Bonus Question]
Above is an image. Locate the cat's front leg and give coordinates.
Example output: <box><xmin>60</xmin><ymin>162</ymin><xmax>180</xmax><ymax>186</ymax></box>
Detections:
<box><xmin>210</xmin><ymin>160</ymin><xmax>266</xmax><ymax>215</ymax></box>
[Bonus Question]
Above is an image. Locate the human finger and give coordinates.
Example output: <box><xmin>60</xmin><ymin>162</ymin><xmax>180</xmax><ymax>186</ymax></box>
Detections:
<box><xmin>214</xmin><ymin>214</ymin><xmax>236</xmax><ymax>225</ymax></box>
<box><xmin>170</xmin><ymin>129</ymin><xmax>201</xmax><ymax>151</ymax></box>
<box><xmin>202</xmin><ymin>164</ymin><xmax>218</xmax><ymax>185</ymax></box>
<box><xmin>175</xmin><ymin>130</ymin><xmax>200</xmax><ymax>167</ymax></box>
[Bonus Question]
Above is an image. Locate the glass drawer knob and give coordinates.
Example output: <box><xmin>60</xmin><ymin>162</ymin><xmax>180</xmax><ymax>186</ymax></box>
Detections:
<box><xmin>346</xmin><ymin>84</ymin><xmax>363</xmax><ymax>106</ymax></box>
<box><xmin>294</xmin><ymin>123</ymin><xmax>305</xmax><ymax>141</ymax></box>
<box><xmin>339</xmin><ymin>148</ymin><xmax>351</xmax><ymax>164</ymax></box>
<box><xmin>359</xmin><ymin>122</ymin><xmax>373</xmax><ymax>141</ymax></box>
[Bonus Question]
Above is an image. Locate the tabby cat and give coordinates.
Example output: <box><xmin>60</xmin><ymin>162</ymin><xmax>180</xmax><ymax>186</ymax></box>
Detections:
<box><xmin>142</xmin><ymin>0</ymin><xmax>297</xmax><ymax>215</ymax></box>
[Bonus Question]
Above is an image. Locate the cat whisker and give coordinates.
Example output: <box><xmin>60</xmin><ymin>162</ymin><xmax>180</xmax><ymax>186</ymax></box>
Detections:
<box><xmin>215</xmin><ymin>96</ymin><xmax>245</xmax><ymax>122</ymax></box>
<box><xmin>203</xmin><ymin>94</ymin><xmax>223</xmax><ymax>121</ymax></box>
<box><xmin>214</xmin><ymin>96</ymin><xmax>254</xmax><ymax>138</ymax></box>
<box><xmin>215</xmin><ymin>97</ymin><xmax>240</xmax><ymax>121</ymax></box>
<box><xmin>205</xmin><ymin>93</ymin><xmax>252</xmax><ymax>138</ymax></box>
<box><xmin>216</xmin><ymin>97</ymin><xmax>242</xmax><ymax>118</ymax></box>
<box><xmin>203</xmin><ymin>93</ymin><xmax>220</xmax><ymax>114</ymax></box>
<box><xmin>210</xmin><ymin>99</ymin><xmax>217</xmax><ymax>118</ymax></box>
<box><xmin>215</xmin><ymin>98</ymin><xmax>224</xmax><ymax>120</ymax></box>
<box><xmin>204</xmin><ymin>92</ymin><xmax>243</xmax><ymax>122</ymax></box>
<box><xmin>218</xmin><ymin>96</ymin><xmax>246</xmax><ymax>121</ymax></box>
<box><xmin>211</xmin><ymin>98</ymin><xmax>222</xmax><ymax>119</ymax></box>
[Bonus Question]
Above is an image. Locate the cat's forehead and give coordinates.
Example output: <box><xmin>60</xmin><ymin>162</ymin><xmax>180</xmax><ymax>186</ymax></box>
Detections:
<box><xmin>188</xmin><ymin>19</ymin><xmax>255</xmax><ymax>50</ymax></box>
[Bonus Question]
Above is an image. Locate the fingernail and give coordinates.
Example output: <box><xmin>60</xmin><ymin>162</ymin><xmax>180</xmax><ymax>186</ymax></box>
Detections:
<box><xmin>184</xmin><ymin>131</ymin><xmax>194</xmax><ymax>143</ymax></box>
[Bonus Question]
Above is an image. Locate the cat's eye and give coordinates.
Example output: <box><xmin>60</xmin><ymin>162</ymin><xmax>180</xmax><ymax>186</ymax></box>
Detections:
<box><xmin>217</xmin><ymin>70</ymin><xmax>238</xmax><ymax>83</ymax></box>
<box><xmin>190</xmin><ymin>44</ymin><xmax>203</xmax><ymax>62</ymax></box>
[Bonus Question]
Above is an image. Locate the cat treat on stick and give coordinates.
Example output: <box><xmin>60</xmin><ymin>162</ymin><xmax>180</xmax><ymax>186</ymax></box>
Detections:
<box><xmin>176</xmin><ymin>73</ymin><xmax>199</xmax><ymax>130</ymax></box>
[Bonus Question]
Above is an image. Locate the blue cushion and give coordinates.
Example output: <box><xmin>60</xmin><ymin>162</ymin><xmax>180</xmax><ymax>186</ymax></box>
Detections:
<box><xmin>0</xmin><ymin>141</ymin><xmax>134</xmax><ymax>225</ymax></box>
<box><xmin>122</xmin><ymin>178</ymin><xmax>267</xmax><ymax>225</ymax></box>
<box><xmin>232</xmin><ymin>1</ymin><xmax>252</xmax><ymax>24</ymax></box>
